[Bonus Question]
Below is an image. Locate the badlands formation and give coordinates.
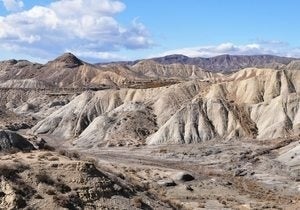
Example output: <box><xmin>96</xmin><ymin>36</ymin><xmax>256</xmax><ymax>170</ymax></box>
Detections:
<box><xmin>0</xmin><ymin>53</ymin><xmax>300</xmax><ymax>209</ymax></box>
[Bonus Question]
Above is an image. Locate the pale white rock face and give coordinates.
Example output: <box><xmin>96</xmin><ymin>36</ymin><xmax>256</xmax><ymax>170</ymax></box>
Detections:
<box><xmin>146</xmin><ymin>98</ymin><xmax>246</xmax><ymax>145</ymax></box>
<box><xmin>32</xmin><ymin>81</ymin><xmax>203</xmax><ymax>142</ymax></box>
<box><xmin>0</xmin><ymin>79</ymin><xmax>53</xmax><ymax>89</ymax></box>
<box><xmin>277</xmin><ymin>140</ymin><xmax>300</xmax><ymax>185</ymax></box>
<box><xmin>32</xmin><ymin>67</ymin><xmax>300</xmax><ymax>146</ymax></box>
<box><xmin>278</xmin><ymin>141</ymin><xmax>300</xmax><ymax>166</ymax></box>
<box><xmin>250</xmin><ymin>97</ymin><xmax>290</xmax><ymax>139</ymax></box>
<box><xmin>74</xmin><ymin>102</ymin><xmax>157</xmax><ymax>148</ymax></box>
<box><xmin>32</xmin><ymin>91</ymin><xmax>94</xmax><ymax>139</ymax></box>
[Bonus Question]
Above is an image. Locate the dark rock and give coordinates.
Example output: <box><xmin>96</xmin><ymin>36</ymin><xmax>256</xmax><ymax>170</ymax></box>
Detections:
<box><xmin>185</xmin><ymin>185</ymin><xmax>193</xmax><ymax>191</ymax></box>
<box><xmin>157</xmin><ymin>179</ymin><xmax>176</xmax><ymax>187</ymax></box>
<box><xmin>225</xmin><ymin>181</ymin><xmax>233</xmax><ymax>186</ymax></box>
<box><xmin>6</xmin><ymin>122</ymin><xmax>31</xmax><ymax>131</ymax></box>
<box><xmin>49</xmin><ymin>100</ymin><xmax>68</xmax><ymax>108</ymax></box>
<box><xmin>173</xmin><ymin>172</ymin><xmax>195</xmax><ymax>182</ymax></box>
<box><xmin>234</xmin><ymin>169</ymin><xmax>247</xmax><ymax>177</ymax></box>
<box><xmin>0</xmin><ymin>130</ymin><xmax>34</xmax><ymax>151</ymax></box>
<box><xmin>204</xmin><ymin>148</ymin><xmax>222</xmax><ymax>156</ymax></box>
<box><xmin>36</xmin><ymin>137</ymin><xmax>47</xmax><ymax>149</ymax></box>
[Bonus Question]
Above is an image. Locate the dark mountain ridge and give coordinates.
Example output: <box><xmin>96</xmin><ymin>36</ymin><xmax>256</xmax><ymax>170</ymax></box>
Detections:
<box><xmin>98</xmin><ymin>54</ymin><xmax>298</xmax><ymax>72</ymax></box>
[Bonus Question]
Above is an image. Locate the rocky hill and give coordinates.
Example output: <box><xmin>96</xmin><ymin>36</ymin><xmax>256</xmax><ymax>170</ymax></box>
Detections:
<box><xmin>0</xmin><ymin>150</ymin><xmax>171</xmax><ymax>209</ymax></box>
<box><xmin>0</xmin><ymin>53</ymin><xmax>134</xmax><ymax>89</ymax></box>
<box><xmin>29</xmin><ymin>67</ymin><xmax>300</xmax><ymax>147</ymax></box>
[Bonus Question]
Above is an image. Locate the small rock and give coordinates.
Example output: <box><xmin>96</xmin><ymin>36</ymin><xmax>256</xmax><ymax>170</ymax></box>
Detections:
<box><xmin>50</xmin><ymin>163</ymin><xmax>58</xmax><ymax>168</ymax></box>
<box><xmin>185</xmin><ymin>185</ymin><xmax>193</xmax><ymax>191</ymax></box>
<box><xmin>225</xmin><ymin>181</ymin><xmax>233</xmax><ymax>186</ymax></box>
<box><xmin>36</xmin><ymin>137</ymin><xmax>47</xmax><ymax>149</ymax></box>
<box><xmin>173</xmin><ymin>171</ymin><xmax>195</xmax><ymax>182</ymax></box>
<box><xmin>113</xmin><ymin>184</ymin><xmax>122</xmax><ymax>191</ymax></box>
<box><xmin>234</xmin><ymin>169</ymin><xmax>247</xmax><ymax>177</ymax></box>
<box><xmin>157</xmin><ymin>179</ymin><xmax>176</xmax><ymax>187</ymax></box>
<box><xmin>49</xmin><ymin>100</ymin><xmax>68</xmax><ymax>108</ymax></box>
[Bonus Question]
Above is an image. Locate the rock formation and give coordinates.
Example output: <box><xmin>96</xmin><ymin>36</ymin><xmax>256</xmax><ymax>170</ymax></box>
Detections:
<box><xmin>29</xmin><ymin>66</ymin><xmax>300</xmax><ymax>146</ymax></box>
<box><xmin>0</xmin><ymin>130</ymin><xmax>34</xmax><ymax>151</ymax></box>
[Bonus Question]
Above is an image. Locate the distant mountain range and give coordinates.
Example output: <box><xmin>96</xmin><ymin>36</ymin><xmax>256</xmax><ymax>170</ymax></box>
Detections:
<box><xmin>99</xmin><ymin>54</ymin><xmax>299</xmax><ymax>73</ymax></box>
<box><xmin>1</xmin><ymin>53</ymin><xmax>300</xmax><ymax>90</ymax></box>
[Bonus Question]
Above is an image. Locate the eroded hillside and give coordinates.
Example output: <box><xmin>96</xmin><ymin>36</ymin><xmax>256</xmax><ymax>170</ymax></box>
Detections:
<box><xmin>0</xmin><ymin>53</ymin><xmax>300</xmax><ymax>209</ymax></box>
<box><xmin>28</xmin><ymin>67</ymin><xmax>300</xmax><ymax>147</ymax></box>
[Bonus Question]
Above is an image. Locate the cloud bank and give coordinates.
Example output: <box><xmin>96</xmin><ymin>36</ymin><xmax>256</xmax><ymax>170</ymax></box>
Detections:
<box><xmin>0</xmin><ymin>0</ymin><xmax>153</xmax><ymax>61</ymax></box>
<box><xmin>159</xmin><ymin>42</ymin><xmax>300</xmax><ymax>58</ymax></box>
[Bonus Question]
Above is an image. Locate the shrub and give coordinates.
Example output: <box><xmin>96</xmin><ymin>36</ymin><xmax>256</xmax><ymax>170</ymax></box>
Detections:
<box><xmin>3</xmin><ymin>148</ymin><xmax>20</xmax><ymax>155</ymax></box>
<box><xmin>36</xmin><ymin>172</ymin><xmax>55</xmax><ymax>185</ymax></box>
<box><xmin>45</xmin><ymin>189</ymin><xmax>56</xmax><ymax>195</ymax></box>
<box><xmin>53</xmin><ymin>195</ymin><xmax>70</xmax><ymax>208</ymax></box>
<box><xmin>48</xmin><ymin>156</ymin><xmax>59</xmax><ymax>161</ymax></box>
<box><xmin>132</xmin><ymin>197</ymin><xmax>143</xmax><ymax>208</ymax></box>
<box><xmin>55</xmin><ymin>182</ymin><xmax>71</xmax><ymax>194</ymax></box>
<box><xmin>42</xmin><ymin>144</ymin><xmax>55</xmax><ymax>151</ymax></box>
<box><xmin>58</xmin><ymin>150</ymin><xmax>80</xmax><ymax>160</ymax></box>
<box><xmin>53</xmin><ymin>193</ymin><xmax>82</xmax><ymax>209</ymax></box>
<box><xmin>0</xmin><ymin>163</ymin><xmax>30</xmax><ymax>181</ymax></box>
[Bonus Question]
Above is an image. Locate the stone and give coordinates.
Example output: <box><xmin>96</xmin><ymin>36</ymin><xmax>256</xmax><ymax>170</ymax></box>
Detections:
<box><xmin>157</xmin><ymin>179</ymin><xmax>176</xmax><ymax>187</ymax></box>
<box><xmin>173</xmin><ymin>172</ymin><xmax>195</xmax><ymax>182</ymax></box>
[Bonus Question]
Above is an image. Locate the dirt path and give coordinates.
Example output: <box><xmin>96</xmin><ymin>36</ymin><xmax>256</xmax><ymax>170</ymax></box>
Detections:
<box><xmin>76</xmin><ymin>145</ymin><xmax>299</xmax><ymax>208</ymax></box>
<box><xmin>40</xmin><ymin>135</ymin><xmax>300</xmax><ymax>209</ymax></box>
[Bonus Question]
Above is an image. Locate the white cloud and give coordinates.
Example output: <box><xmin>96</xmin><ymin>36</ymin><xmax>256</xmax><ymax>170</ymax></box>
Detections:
<box><xmin>68</xmin><ymin>49</ymin><xmax>126</xmax><ymax>61</ymax></box>
<box><xmin>0</xmin><ymin>0</ymin><xmax>153</xmax><ymax>61</ymax></box>
<box><xmin>159</xmin><ymin>42</ymin><xmax>300</xmax><ymax>58</ymax></box>
<box><xmin>1</xmin><ymin>0</ymin><xmax>23</xmax><ymax>11</ymax></box>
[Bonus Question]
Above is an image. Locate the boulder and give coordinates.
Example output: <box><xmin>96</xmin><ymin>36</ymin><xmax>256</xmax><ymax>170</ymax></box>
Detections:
<box><xmin>0</xmin><ymin>130</ymin><xmax>34</xmax><ymax>151</ymax></box>
<box><xmin>172</xmin><ymin>172</ymin><xmax>195</xmax><ymax>182</ymax></box>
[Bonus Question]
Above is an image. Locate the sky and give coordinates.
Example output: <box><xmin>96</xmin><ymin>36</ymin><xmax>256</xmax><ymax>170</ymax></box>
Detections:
<box><xmin>0</xmin><ymin>0</ymin><xmax>300</xmax><ymax>63</ymax></box>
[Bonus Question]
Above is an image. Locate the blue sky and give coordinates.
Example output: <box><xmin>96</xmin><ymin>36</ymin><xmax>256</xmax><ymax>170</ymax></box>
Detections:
<box><xmin>0</xmin><ymin>0</ymin><xmax>300</xmax><ymax>63</ymax></box>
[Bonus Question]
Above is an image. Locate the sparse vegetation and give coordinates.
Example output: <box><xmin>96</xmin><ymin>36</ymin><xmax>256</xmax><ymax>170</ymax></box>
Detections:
<box><xmin>131</xmin><ymin>196</ymin><xmax>143</xmax><ymax>208</ymax></box>
<box><xmin>53</xmin><ymin>193</ymin><xmax>82</xmax><ymax>209</ymax></box>
<box><xmin>45</xmin><ymin>189</ymin><xmax>56</xmax><ymax>195</ymax></box>
<box><xmin>159</xmin><ymin>148</ymin><xmax>168</xmax><ymax>153</ymax></box>
<box><xmin>42</xmin><ymin>144</ymin><xmax>56</xmax><ymax>151</ymax></box>
<box><xmin>55</xmin><ymin>182</ymin><xmax>71</xmax><ymax>194</ymax></box>
<box><xmin>58</xmin><ymin>149</ymin><xmax>80</xmax><ymax>159</ymax></box>
<box><xmin>48</xmin><ymin>156</ymin><xmax>59</xmax><ymax>161</ymax></box>
<box><xmin>0</xmin><ymin>163</ymin><xmax>30</xmax><ymax>181</ymax></box>
<box><xmin>8</xmin><ymin>148</ymin><xmax>21</xmax><ymax>154</ymax></box>
<box><xmin>36</xmin><ymin>172</ymin><xmax>55</xmax><ymax>185</ymax></box>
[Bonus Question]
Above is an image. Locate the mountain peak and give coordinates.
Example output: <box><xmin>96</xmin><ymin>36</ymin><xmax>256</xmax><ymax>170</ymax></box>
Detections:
<box><xmin>152</xmin><ymin>54</ymin><xmax>190</xmax><ymax>64</ymax></box>
<box><xmin>50</xmin><ymin>52</ymin><xmax>83</xmax><ymax>68</ymax></box>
